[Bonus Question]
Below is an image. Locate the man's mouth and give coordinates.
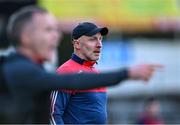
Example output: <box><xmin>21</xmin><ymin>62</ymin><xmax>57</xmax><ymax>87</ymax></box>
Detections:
<box><xmin>49</xmin><ymin>45</ymin><xmax>56</xmax><ymax>50</ymax></box>
<box><xmin>93</xmin><ymin>50</ymin><xmax>100</xmax><ymax>53</ymax></box>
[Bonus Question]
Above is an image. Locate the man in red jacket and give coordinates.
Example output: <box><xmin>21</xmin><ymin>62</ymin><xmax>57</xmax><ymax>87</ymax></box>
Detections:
<box><xmin>51</xmin><ymin>22</ymin><xmax>109</xmax><ymax>124</ymax></box>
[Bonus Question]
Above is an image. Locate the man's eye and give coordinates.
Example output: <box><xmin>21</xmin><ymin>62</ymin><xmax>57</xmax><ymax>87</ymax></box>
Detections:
<box><xmin>46</xmin><ymin>27</ymin><xmax>59</xmax><ymax>32</ymax></box>
<box><xmin>89</xmin><ymin>38</ymin><xmax>96</xmax><ymax>41</ymax></box>
<box><xmin>45</xmin><ymin>27</ymin><xmax>51</xmax><ymax>31</ymax></box>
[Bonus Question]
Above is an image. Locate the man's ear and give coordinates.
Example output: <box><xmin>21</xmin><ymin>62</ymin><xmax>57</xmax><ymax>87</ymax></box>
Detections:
<box><xmin>21</xmin><ymin>32</ymin><xmax>30</xmax><ymax>46</ymax></box>
<box><xmin>21</xmin><ymin>24</ymin><xmax>33</xmax><ymax>46</ymax></box>
<box><xmin>73</xmin><ymin>40</ymin><xmax>81</xmax><ymax>50</ymax></box>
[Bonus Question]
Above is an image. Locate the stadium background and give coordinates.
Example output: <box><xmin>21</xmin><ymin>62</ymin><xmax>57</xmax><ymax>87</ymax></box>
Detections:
<box><xmin>0</xmin><ymin>0</ymin><xmax>180</xmax><ymax>123</ymax></box>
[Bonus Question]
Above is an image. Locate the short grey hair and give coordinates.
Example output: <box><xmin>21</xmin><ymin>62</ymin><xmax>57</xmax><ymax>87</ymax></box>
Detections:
<box><xmin>7</xmin><ymin>5</ymin><xmax>47</xmax><ymax>47</ymax></box>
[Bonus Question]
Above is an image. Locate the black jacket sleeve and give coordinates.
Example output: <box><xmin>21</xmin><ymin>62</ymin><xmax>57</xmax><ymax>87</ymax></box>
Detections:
<box><xmin>35</xmin><ymin>69</ymin><xmax>129</xmax><ymax>90</ymax></box>
<box><xmin>4</xmin><ymin>59</ymin><xmax>129</xmax><ymax>92</ymax></box>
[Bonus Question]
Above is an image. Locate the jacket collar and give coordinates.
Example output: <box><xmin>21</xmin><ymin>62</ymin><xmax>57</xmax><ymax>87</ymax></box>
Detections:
<box><xmin>71</xmin><ymin>53</ymin><xmax>96</xmax><ymax>67</ymax></box>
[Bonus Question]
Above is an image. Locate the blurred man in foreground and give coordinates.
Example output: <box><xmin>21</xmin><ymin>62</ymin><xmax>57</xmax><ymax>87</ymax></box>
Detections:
<box><xmin>0</xmin><ymin>5</ymin><xmax>162</xmax><ymax>124</ymax></box>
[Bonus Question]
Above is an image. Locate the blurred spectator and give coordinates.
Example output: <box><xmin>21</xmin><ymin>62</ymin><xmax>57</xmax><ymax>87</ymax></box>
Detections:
<box><xmin>136</xmin><ymin>97</ymin><xmax>165</xmax><ymax>125</ymax></box>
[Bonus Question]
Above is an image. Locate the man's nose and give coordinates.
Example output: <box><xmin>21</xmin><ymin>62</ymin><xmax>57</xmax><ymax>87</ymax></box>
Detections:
<box><xmin>53</xmin><ymin>30</ymin><xmax>60</xmax><ymax>42</ymax></box>
<box><xmin>96</xmin><ymin>40</ymin><xmax>102</xmax><ymax>48</ymax></box>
